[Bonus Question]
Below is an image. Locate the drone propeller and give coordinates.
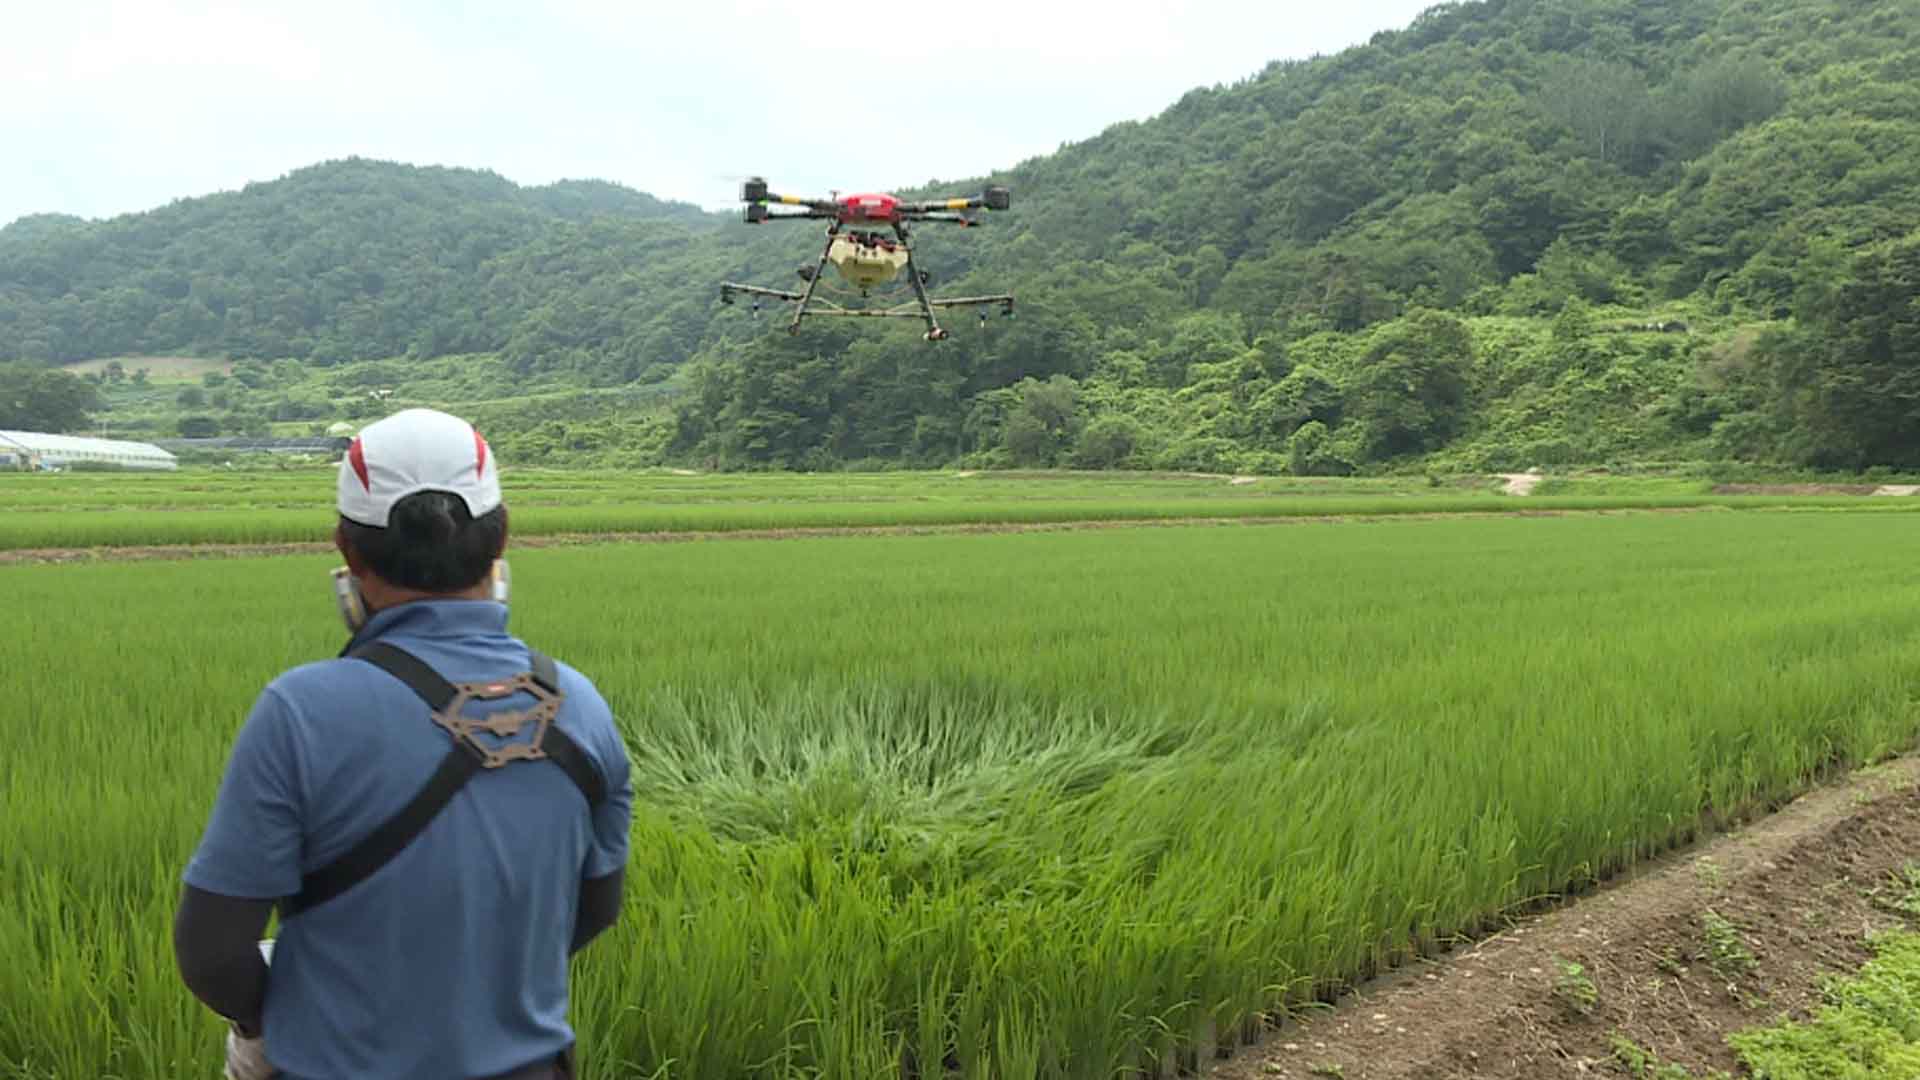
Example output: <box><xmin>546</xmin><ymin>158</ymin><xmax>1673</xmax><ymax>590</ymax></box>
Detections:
<box><xmin>737</xmin><ymin>176</ymin><xmax>841</xmax><ymax>222</ymax></box>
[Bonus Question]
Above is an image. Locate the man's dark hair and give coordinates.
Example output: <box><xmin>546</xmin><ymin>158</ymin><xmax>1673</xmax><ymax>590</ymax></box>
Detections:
<box><xmin>339</xmin><ymin>491</ymin><xmax>507</xmax><ymax>593</ymax></box>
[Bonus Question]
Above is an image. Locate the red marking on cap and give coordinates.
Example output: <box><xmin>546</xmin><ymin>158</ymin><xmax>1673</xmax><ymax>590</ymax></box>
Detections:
<box><xmin>474</xmin><ymin>430</ymin><xmax>489</xmax><ymax>478</ymax></box>
<box><xmin>348</xmin><ymin>437</ymin><xmax>370</xmax><ymax>492</ymax></box>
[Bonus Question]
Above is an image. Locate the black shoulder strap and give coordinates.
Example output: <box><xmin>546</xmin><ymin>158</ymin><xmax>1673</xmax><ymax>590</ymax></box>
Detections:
<box><xmin>352</xmin><ymin>642</ymin><xmax>458</xmax><ymax>711</ymax></box>
<box><xmin>526</xmin><ymin>650</ymin><xmax>605</xmax><ymax>805</ymax></box>
<box><xmin>531</xmin><ymin>651</ymin><xmax>559</xmax><ymax>694</ymax></box>
<box><xmin>543</xmin><ymin>726</ymin><xmax>607</xmax><ymax>808</ymax></box>
<box><xmin>284</xmin><ymin>644</ymin><xmax>603</xmax><ymax>917</ymax></box>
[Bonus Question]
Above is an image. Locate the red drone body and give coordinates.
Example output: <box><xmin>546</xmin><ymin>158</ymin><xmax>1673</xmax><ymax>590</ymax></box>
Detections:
<box><xmin>837</xmin><ymin>193</ymin><xmax>901</xmax><ymax>225</ymax></box>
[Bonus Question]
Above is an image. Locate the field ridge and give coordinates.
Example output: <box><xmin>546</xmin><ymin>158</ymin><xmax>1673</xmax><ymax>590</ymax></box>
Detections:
<box><xmin>1213</xmin><ymin>756</ymin><xmax>1920</xmax><ymax>1079</ymax></box>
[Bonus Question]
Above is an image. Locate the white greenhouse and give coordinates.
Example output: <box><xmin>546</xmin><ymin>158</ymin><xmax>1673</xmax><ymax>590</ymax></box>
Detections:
<box><xmin>0</xmin><ymin>430</ymin><xmax>179</xmax><ymax>472</ymax></box>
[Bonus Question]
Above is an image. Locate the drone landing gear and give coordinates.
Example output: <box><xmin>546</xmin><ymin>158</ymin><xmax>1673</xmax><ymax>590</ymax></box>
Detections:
<box><xmin>899</xmin><ymin>232</ymin><xmax>949</xmax><ymax>341</ymax></box>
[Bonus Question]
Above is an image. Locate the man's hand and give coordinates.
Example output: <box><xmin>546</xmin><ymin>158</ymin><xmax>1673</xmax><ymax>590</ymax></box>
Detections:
<box><xmin>225</xmin><ymin>1025</ymin><xmax>277</xmax><ymax>1080</ymax></box>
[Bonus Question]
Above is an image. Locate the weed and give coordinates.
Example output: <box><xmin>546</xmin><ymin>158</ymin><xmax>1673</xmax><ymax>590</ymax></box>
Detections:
<box><xmin>1702</xmin><ymin>911</ymin><xmax>1758</xmax><ymax>981</ymax></box>
<box><xmin>1552</xmin><ymin>958</ymin><xmax>1599</xmax><ymax>1016</ymax></box>
<box><xmin>1609</xmin><ymin>1033</ymin><xmax>1734</xmax><ymax>1078</ymax></box>
<box><xmin>1693</xmin><ymin>857</ymin><xmax>1724</xmax><ymax>892</ymax></box>
<box><xmin>1652</xmin><ymin>946</ymin><xmax>1688</xmax><ymax>977</ymax></box>
<box><xmin>1730</xmin><ymin>932</ymin><xmax>1920</xmax><ymax>1077</ymax></box>
<box><xmin>1609</xmin><ymin>1032</ymin><xmax>1654</xmax><ymax>1074</ymax></box>
<box><xmin>1870</xmin><ymin>861</ymin><xmax>1920</xmax><ymax>918</ymax></box>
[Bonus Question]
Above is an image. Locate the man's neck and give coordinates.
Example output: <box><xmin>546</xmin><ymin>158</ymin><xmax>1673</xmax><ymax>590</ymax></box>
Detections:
<box><xmin>363</xmin><ymin>581</ymin><xmax>493</xmax><ymax>615</ymax></box>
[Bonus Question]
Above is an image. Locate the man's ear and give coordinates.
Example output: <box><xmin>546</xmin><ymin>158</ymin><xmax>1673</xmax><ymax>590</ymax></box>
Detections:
<box><xmin>334</xmin><ymin>521</ymin><xmax>364</xmax><ymax>575</ymax></box>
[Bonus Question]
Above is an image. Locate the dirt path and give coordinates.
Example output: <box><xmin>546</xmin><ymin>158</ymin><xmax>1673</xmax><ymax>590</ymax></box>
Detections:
<box><xmin>1874</xmin><ymin>484</ymin><xmax>1920</xmax><ymax>497</ymax></box>
<box><xmin>1210</xmin><ymin>756</ymin><xmax>1920</xmax><ymax>1080</ymax></box>
<box><xmin>1496</xmin><ymin>473</ymin><xmax>1541</xmax><ymax>496</ymax></box>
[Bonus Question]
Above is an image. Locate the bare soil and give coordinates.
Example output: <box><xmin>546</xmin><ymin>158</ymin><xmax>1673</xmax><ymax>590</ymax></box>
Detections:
<box><xmin>1210</xmin><ymin>756</ymin><xmax>1920</xmax><ymax>1080</ymax></box>
<box><xmin>61</xmin><ymin>355</ymin><xmax>234</xmax><ymax>380</ymax></box>
<box><xmin>1709</xmin><ymin>483</ymin><xmax>1881</xmax><ymax>496</ymax></box>
<box><xmin>1496</xmin><ymin>473</ymin><xmax>1542</xmax><ymax>496</ymax></box>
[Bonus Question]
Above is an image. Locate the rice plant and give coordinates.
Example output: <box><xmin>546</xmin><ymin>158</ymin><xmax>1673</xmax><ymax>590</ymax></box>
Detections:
<box><xmin>3</xmin><ymin>511</ymin><xmax>1918</xmax><ymax>1077</ymax></box>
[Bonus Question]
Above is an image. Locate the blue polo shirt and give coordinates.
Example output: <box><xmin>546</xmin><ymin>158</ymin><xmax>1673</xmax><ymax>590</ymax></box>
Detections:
<box><xmin>185</xmin><ymin>600</ymin><xmax>633</xmax><ymax>1080</ymax></box>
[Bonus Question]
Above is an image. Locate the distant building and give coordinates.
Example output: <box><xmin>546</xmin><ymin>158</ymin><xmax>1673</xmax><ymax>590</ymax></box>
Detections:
<box><xmin>0</xmin><ymin>430</ymin><xmax>179</xmax><ymax>472</ymax></box>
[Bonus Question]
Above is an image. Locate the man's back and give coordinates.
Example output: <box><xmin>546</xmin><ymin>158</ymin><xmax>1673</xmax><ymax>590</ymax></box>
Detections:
<box><xmin>185</xmin><ymin>600</ymin><xmax>632</xmax><ymax>1080</ymax></box>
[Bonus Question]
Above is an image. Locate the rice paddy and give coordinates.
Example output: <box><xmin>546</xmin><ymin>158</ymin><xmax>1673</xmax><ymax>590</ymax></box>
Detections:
<box><xmin>4</xmin><ymin>481</ymin><xmax>1919</xmax><ymax>1078</ymax></box>
<box><xmin>2</xmin><ymin>468</ymin><xmax>1916</xmax><ymax>550</ymax></box>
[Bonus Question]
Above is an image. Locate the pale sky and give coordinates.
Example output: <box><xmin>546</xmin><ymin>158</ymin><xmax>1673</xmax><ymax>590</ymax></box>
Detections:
<box><xmin>3</xmin><ymin>0</ymin><xmax>1443</xmax><ymax>227</ymax></box>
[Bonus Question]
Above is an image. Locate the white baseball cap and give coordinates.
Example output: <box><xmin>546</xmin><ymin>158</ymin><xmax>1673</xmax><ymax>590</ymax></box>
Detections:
<box><xmin>337</xmin><ymin>409</ymin><xmax>502</xmax><ymax>528</ymax></box>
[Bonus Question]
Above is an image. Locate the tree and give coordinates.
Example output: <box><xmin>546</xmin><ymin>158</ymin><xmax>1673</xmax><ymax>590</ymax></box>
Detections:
<box><xmin>0</xmin><ymin>363</ymin><xmax>101</xmax><ymax>431</ymax></box>
<box><xmin>1658</xmin><ymin>57</ymin><xmax>1787</xmax><ymax>161</ymax></box>
<box><xmin>1071</xmin><ymin>414</ymin><xmax>1143</xmax><ymax>469</ymax></box>
<box><xmin>1773</xmin><ymin>232</ymin><xmax>1920</xmax><ymax>468</ymax></box>
<box><xmin>1346</xmin><ymin>310</ymin><xmax>1474</xmax><ymax>460</ymax></box>
<box><xmin>1285</xmin><ymin>421</ymin><xmax>1352</xmax><ymax>476</ymax></box>
<box><xmin>1148</xmin><ymin>311</ymin><xmax>1247</xmax><ymax>388</ymax></box>
<box><xmin>1539</xmin><ymin>57</ymin><xmax>1654</xmax><ymax>169</ymax></box>
<box><xmin>1607</xmin><ymin>196</ymin><xmax>1671</xmax><ymax>268</ymax></box>
<box><xmin>1256</xmin><ymin>365</ymin><xmax>1343</xmax><ymax>442</ymax></box>
<box><xmin>1001</xmin><ymin>376</ymin><xmax>1081</xmax><ymax>466</ymax></box>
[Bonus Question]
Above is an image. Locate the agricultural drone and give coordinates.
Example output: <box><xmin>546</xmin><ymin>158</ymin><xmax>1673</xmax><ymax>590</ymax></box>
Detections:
<box><xmin>718</xmin><ymin>177</ymin><xmax>1014</xmax><ymax>341</ymax></box>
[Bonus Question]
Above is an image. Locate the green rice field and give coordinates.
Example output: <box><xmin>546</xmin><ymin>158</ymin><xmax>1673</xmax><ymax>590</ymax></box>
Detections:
<box><xmin>5</xmin><ymin>494</ymin><xmax>1920</xmax><ymax>1077</ymax></box>
<box><xmin>2</xmin><ymin>467</ymin><xmax>1917</xmax><ymax>550</ymax></box>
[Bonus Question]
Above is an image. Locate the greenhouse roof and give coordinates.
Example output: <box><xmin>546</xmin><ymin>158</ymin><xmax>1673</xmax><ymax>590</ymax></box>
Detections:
<box><xmin>0</xmin><ymin>430</ymin><xmax>178</xmax><ymax>462</ymax></box>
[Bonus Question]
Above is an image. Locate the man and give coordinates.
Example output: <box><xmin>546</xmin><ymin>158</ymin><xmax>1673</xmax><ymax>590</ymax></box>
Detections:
<box><xmin>175</xmin><ymin>408</ymin><xmax>634</xmax><ymax>1080</ymax></box>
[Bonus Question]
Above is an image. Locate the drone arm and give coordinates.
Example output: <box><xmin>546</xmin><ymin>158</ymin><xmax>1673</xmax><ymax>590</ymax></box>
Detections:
<box><xmin>719</xmin><ymin>282</ymin><xmax>807</xmax><ymax>302</ymax></box>
<box><xmin>769</xmin><ymin>196</ymin><xmax>840</xmax><ymax>213</ymax></box>
<box><xmin>740</xmin><ymin>179</ymin><xmax>839</xmax><ymax>222</ymax></box>
<box><xmin>898</xmin><ymin>185</ymin><xmax>1010</xmax><ymax>215</ymax></box>
<box><xmin>900</xmin><ymin>198</ymin><xmax>980</xmax><ymax>213</ymax></box>
<box><xmin>747</xmin><ymin>205</ymin><xmax>839</xmax><ymax>224</ymax></box>
<box><xmin>900</xmin><ymin>211</ymin><xmax>982</xmax><ymax>226</ymax></box>
<box><xmin>926</xmin><ymin>294</ymin><xmax>1016</xmax><ymax>309</ymax></box>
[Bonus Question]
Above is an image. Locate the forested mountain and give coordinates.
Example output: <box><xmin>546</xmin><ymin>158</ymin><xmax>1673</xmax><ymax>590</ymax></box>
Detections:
<box><xmin>0</xmin><ymin>160</ymin><xmax>720</xmax><ymax>374</ymax></box>
<box><xmin>4</xmin><ymin>0</ymin><xmax>1918</xmax><ymax>472</ymax></box>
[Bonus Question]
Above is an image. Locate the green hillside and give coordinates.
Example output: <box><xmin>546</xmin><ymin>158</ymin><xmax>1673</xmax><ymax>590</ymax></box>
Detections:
<box><xmin>0</xmin><ymin>160</ymin><xmax>721</xmax><ymax>374</ymax></box>
<box><xmin>4</xmin><ymin>0</ymin><xmax>1918</xmax><ymax>473</ymax></box>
